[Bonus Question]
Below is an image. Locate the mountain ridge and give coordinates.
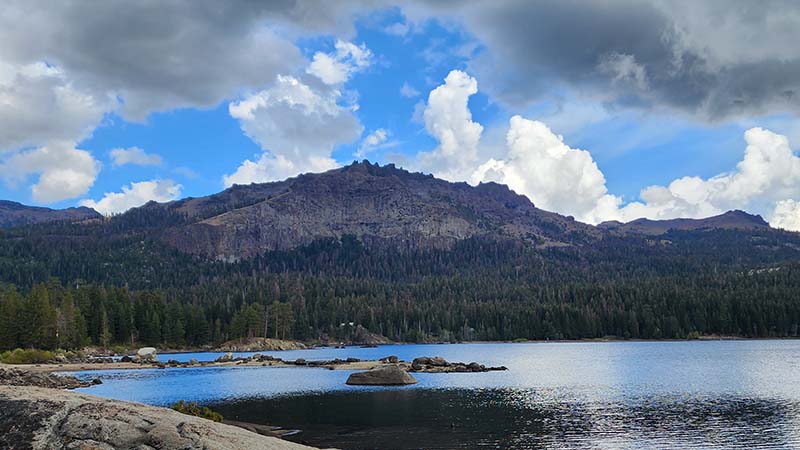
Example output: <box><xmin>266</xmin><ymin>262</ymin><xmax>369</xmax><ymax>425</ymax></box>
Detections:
<box><xmin>598</xmin><ymin>210</ymin><xmax>770</xmax><ymax>235</ymax></box>
<box><xmin>147</xmin><ymin>161</ymin><xmax>599</xmax><ymax>260</ymax></box>
<box><xmin>0</xmin><ymin>200</ymin><xmax>100</xmax><ymax>228</ymax></box>
<box><xmin>0</xmin><ymin>162</ymin><xmax>792</xmax><ymax>259</ymax></box>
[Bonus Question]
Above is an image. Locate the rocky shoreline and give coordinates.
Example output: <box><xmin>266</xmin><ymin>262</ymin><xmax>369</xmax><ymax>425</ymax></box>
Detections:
<box><xmin>0</xmin><ymin>368</ymin><xmax>102</xmax><ymax>389</ymax></box>
<box><xmin>3</xmin><ymin>351</ymin><xmax>508</xmax><ymax>377</ymax></box>
<box><xmin>0</xmin><ymin>352</ymin><xmax>506</xmax><ymax>448</ymax></box>
<box><xmin>0</xmin><ymin>385</ymin><xmax>324</xmax><ymax>450</ymax></box>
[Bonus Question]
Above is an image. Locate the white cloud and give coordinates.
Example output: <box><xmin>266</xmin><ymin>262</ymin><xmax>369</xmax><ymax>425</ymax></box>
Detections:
<box><xmin>415</xmin><ymin>70</ymin><xmax>483</xmax><ymax>181</ymax></box>
<box><xmin>470</xmin><ymin>116</ymin><xmax>620</xmax><ymax>224</ymax></box>
<box><xmin>400</xmin><ymin>82</ymin><xmax>420</xmax><ymax>98</ymax></box>
<box><xmin>224</xmin><ymin>75</ymin><xmax>363</xmax><ymax>186</ymax></box>
<box><xmin>771</xmin><ymin>200</ymin><xmax>800</xmax><ymax>231</ymax></box>
<box><xmin>356</xmin><ymin>129</ymin><xmax>392</xmax><ymax>158</ymax></box>
<box><xmin>110</xmin><ymin>147</ymin><xmax>162</xmax><ymax>167</ymax></box>
<box><xmin>307</xmin><ymin>40</ymin><xmax>372</xmax><ymax>85</ymax></box>
<box><xmin>616</xmin><ymin>127</ymin><xmax>800</xmax><ymax>228</ymax></box>
<box><xmin>414</xmin><ymin>70</ymin><xmax>800</xmax><ymax>230</ymax></box>
<box><xmin>0</xmin><ymin>141</ymin><xmax>101</xmax><ymax>203</ymax></box>
<box><xmin>80</xmin><ymin>179</ymin><xmax>182</xmax><ymax>215</ymax></box>
<box><xmin>0</xmin><ymin>62</ymin><xmax>109</xmax><ymax>153</ymax></box>
<box><xmin>0</xmin><ymin>62</ymin><xmax>107</xmax><ymax>202</ymax></box>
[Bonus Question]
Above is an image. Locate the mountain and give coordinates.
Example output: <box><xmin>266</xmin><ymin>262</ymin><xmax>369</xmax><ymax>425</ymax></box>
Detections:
<box><xmin>146</xmin><ymin>161</ymin><xmax>599</xmax><ymax>260</ymax></box>
<box><xmin>598</xmin><ymin>210</ymin><xmax>770</xmax><ymax>235</ymax></box>
<box><xmin>2</xmin><ymin>161</ymin><xmax>800</xmax><ymax>348</ymax></box>
<box><xmin>0</xmin><ymin>200</ymin><xmax>100</xmax><ymax>228</ymax></box>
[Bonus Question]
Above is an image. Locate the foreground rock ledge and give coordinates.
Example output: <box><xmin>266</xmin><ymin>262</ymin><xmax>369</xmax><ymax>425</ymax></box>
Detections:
<box><xmin>0</xmin><ymin>385</ymin><xmax>325</xmax><ymax>450</ymax></box>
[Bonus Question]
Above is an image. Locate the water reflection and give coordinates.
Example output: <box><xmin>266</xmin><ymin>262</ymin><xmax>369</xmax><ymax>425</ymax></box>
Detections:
<box><xmin>213</xmin><ymin>389</ymin><xmax>800</xmax><ymax>449</ymax></box>
<box><xmin>68</xmin><ymin>340</ymin><xmax>800</xmax><ymax>449</ymax></box>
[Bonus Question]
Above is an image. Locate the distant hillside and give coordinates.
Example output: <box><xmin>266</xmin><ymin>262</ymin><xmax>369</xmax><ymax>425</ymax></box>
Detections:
<box><xmin>0</xmin><ymin>200</ymin><xmax>100</xmax><ymax>228</ymax></box>
<box><xmin>598</xmin><ymin>210</ymin><xmax>770</xmax><ymax>235</ymax></box>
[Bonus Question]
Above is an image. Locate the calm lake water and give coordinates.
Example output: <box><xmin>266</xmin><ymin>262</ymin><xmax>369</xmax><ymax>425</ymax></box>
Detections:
<box><xmin>69</xmin><ymin>340</ymin><xmax>800</xmax><ymax>449</ymax></box>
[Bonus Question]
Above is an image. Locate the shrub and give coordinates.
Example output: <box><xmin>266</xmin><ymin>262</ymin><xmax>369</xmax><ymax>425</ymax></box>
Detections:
<box><xmin>171</xmin><ymin>400</ymin><xmax>224</xmax><ymax>422</ymax></box>
<box><xmin>0</xmin><ymin>348</ymin><xmax>55</xmax><ymax>364</ymax></box>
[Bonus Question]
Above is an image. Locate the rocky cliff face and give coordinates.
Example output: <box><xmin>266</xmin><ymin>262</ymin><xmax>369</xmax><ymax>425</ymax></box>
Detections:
<box><xmin>0</xmin><ymin>200</ymin><xmax>100</xmax><ymax>228</ymax></box>
<box><xmin>0</xmin><ymin>385</ymin><xmax>321</xmax><ymax>450</ymax></box>
<box><xmin>154</xmin><ymin>161</ymin><xmax>598</xmax><ymax>260</ymax></box>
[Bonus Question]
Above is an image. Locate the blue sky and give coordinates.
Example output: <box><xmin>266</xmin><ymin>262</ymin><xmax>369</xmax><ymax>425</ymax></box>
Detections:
<box><xmin>0</xmin><ymin>1</ymin><xmax>799</xmax><ymax>229</ymax></box>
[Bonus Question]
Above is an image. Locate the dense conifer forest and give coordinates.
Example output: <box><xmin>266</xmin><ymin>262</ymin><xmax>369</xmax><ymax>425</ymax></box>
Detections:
<box><xmin>1</xmin><ymin>215</ymin><xmax>800</xmax><ymax>350</ymax></box>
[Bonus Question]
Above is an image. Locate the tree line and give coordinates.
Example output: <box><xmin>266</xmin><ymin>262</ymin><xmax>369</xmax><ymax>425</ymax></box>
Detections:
<box><xmin>1</xmin><ymin>229</ymin><xmax>800</xmax><ymax>350</ymax></box>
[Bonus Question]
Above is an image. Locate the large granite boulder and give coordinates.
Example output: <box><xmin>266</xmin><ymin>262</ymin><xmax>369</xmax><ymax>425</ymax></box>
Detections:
<box><xmin>346</xmin><ymin>365</ymin><xmax>417</xmax><ymax>386</ymax></box>
<box><xmin>136</xmin><ymin>347</ymin><xmax>157</xmax><ymax>362</ymax></box>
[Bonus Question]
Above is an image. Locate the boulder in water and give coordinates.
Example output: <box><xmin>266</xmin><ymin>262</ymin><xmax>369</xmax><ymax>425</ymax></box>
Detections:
<box><xmin>136</xmin><ymin>347</ymin><xmax>157</xmax><ymax>362</ymax></box>
<box><xmin>346</xmin><ymin>365</ymin><xmax>417</xmax><ymax>386</ymax></box>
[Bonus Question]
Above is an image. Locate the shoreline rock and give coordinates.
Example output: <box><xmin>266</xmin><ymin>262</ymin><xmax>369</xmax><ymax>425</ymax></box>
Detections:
<box><xmin>0</xmin><ymin>368</ymin><xmax>101</xmax><ymax>389</ymax></box>
<box><xmin>409</xmin><ymin>356</ymin><xmax>507</xmax><ymax>373</ymax></box>
<box><xmin>346</xmin><ymin>365</ymin><xmax>417</xmax><ymax>386</ymax></box>
<box><xmin>0</xmin><ymin>385</ymin><xmax>322</xmax><ymax>450</ymax></box>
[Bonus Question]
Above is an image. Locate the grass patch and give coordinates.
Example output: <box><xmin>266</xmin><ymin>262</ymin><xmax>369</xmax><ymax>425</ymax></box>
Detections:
<box><xmin>0</xmin><ymin>348</ymin><xmax>55</xmax><ymax>364</ymax></box>
<box><xmin>171</xmin><ymin>400</ymin><xmax>224</xmax><ymax>422</ymax></box>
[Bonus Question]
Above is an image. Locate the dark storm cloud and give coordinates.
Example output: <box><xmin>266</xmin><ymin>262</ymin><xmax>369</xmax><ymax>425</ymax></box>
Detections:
<box><xmin>407</xmin><ymin>0</ymin><xmax>800</xmax><ymax>121</ymax></box>
<box><xmin>2</xmin><ymin>0</ymin><xmax>798</xmax><ymax>122</ymax></box>
<box><xmin>0</xmin><ymin>0</ymin><xmax>374</xmax><ymax>121</ymax></box>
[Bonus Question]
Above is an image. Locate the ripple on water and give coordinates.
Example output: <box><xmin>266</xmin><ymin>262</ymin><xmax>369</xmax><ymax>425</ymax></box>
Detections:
<box><xmin>66</xmin><ymin>340</ymin><xmax>800</xmax><ymax>449</ymax></box>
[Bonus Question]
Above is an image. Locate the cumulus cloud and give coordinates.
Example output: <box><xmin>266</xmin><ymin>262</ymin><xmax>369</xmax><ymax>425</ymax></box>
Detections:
<box><xmin>0</xmin><ymin>1</ymin><xmax>378</xmax><ymax>204</ymax></box>
<box><xmin>0</xmin><ymin>61</ymin><xmax>108</xmax><ymax>202</ymax></box>
<box><xmin>616</xmin><ymin>128</ymin><xmax>800</xmax><ymax>227</ymax></box>
<box><xmin>0</xmin><ymin>141</ymin><xmax>101</xmax><ymax>203</ymax></box>
<box><xmin>414</xmin><ymin>70</ymin><xmax>618</xmax><ymax>223</ymax></box>
<box><xmin>415</xmin><ymin>69</ymin><xmax>800</xmax><ymax>230</ymax></box>
<box><xmin>771</xmin><ymin>200</ymin><xmax>800</xmax><ymax>232</ymax></box>
<box><xmin>0</xmin><ymin>62</ymin><xmax>109</xmax><ymax>153</ymax></box>
<box><xmin>80</xmin><ymin>179</ymin><xmax>182</xmax><ymax>215</ymax></box>
<box><xmin>224</xmin><ymin>75</ymin><xmax>363</xmax><ymax>186</ymax></box>
<box><xmin>415</xmin><ymin>70</ymin><xmax>483</xmax><ymax>180</ymax></box>
<box><xmin>470</xmin><ymin>116</ymin><xmax>620</xmax><ymax>223</ymax></box>
<box><xmin>307</xmin><ymin>40</ymin><xmax>372</xmax><ymax>85</ymax></box>
<box><xmin>110</xmin><ymin>147</ymin><xmax>163</xmax><ymax>167</ymax></box>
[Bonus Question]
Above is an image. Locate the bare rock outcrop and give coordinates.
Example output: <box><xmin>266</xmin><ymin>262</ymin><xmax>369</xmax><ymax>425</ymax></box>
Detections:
<box><xmin>410</xmin><ymin>356</ymin><xmax>507</xmax><ymax>373</ymax></box>
<box><xmin>0</xmin><ymin>385</ymin><xmax>322</xmax><ymax>450</ymax></box>
<box><xmin>345</xmin><ymin>365</ymin><xmax>417</xmax><ymax>386</ymax></box>
<box><xmin>0</xmin><ymin>368</ymin><xmax>100</xmax><ymax>389</ymax></box>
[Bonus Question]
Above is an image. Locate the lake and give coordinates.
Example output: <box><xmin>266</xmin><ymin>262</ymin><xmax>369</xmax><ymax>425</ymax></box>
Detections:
<box><xmin>69</xmin><ymin>340</ymin><xmax>800</xmax><ymax>449</ymax></box>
